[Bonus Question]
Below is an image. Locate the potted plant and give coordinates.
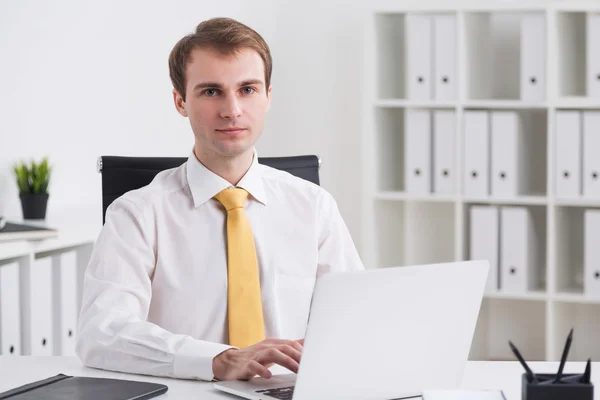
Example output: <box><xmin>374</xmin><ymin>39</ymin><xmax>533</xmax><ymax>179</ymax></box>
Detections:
<box><xmin>13</xmin><ymin>157</ymin><xmax>52</xmax><ymax>220</ymax></box>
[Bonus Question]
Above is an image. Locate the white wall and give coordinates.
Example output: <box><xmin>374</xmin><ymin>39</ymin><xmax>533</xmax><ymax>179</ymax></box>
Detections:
<box><xmin>0</xmin><ymin>0</ymin><xmax>559</xmax><ymax>261</ymax></box>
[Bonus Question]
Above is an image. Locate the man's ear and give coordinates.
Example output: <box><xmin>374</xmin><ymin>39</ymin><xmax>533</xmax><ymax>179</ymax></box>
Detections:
<box><xmin>266</xmin><ymin>86</ymin><xmax>272</xmax><ymax>111</ymax></box>
<box><xmin>173</xmin><ymin>89</ymin><xmax>188</xmax><ymax>117</ymax></box>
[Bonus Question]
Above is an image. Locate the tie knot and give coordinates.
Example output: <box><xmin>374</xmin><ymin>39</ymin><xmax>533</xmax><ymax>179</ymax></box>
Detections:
<box><xmin>214</xmin><ymin>187</ymin><xmax>249</xmax><ymax>211</ymax></box>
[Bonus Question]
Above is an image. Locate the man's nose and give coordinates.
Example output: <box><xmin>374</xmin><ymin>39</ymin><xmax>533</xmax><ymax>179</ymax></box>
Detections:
<box><xmin>220</xmin><ymin>96</ymin><xmax>242</xmax><ymax>119</ymax></box>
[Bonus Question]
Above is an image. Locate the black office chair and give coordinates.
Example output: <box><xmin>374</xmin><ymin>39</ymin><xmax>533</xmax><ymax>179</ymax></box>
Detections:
<box><xmin>97</xmin><ymin>155</ymin><xmax>321</xmax><ymax>225</ymax></box>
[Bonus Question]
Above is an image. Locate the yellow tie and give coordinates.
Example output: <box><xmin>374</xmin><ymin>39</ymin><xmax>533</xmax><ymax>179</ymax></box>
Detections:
<box><xmin>214</xmin><ymin>187</ymin><xmax>265</xmax><ymax>348</ymax></box>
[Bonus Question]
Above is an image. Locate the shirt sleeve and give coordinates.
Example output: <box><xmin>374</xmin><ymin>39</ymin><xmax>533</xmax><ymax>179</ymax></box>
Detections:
<box><xmin>315</xmin><ymin>191</ymin><xmax>365</xmax><ymax>277</ymax></box>
<box><xmin>75</xmin><ymin>198</ymin><xmax>234</xmax><ymax>381</ymax></box>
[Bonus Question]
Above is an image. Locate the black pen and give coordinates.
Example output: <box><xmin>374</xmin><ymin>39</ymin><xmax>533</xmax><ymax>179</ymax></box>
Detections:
<box><xmin>509</xmin><ymin>340</ymin><xmax>537</xmax><ymax>383</ymax></box>
<box><xmin>553</xmin><ymin>328</ymin><xmax>574</xmax><ymax>383</ymax></box>
<box><xmin>582</xmin><ymin>358</ymin><xmax>591</xmax><ymax>383</ymax></box>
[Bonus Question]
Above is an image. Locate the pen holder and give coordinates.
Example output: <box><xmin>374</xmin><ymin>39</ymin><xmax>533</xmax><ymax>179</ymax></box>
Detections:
<box><xmin>522</xmin><ymin>373</ymin><xmax>594</xmax><ymax>400</ymax></box>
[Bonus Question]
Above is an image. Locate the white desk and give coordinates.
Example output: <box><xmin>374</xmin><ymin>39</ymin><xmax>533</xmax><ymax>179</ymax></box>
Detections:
<box><xmin>0</xmin><ymin>357</ymin><xmax>595</xmax><ymax>399</ymax></box>
<box><xmin>0</xmin><ymin>206</ymin><xmax>101</xmax><ymax>259</ymax></box>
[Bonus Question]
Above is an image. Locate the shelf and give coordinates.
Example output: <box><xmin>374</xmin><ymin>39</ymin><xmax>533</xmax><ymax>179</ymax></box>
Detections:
<box><xmin>464</xmin><ymin>100</ymin><xmax>548</xmax><ymax>109</ymax></box>
<box><xmin>555</xmin><ymin>198</ymin><xmax>600</xmax><ymax>207</ymax></box>
<box><xmin>555</xmin><ymin>97</ymin><xmax>600</xmax><ymax>109</ymax></box>
<box><xmin>485</xmin><ymin>290</ymin><xmax>547</xmax><ymax>301</ymax></box>
<box><xmin>373</xmin><ymin>7</ymin><xmax>459</xmax><ymax>15</ymax></box>
<box><xmin>554</xmin><ymin>2</ymin><xmax>600</xmax><ymax>13</ymax></box>
<box><xmin>460</xmin><ymin>4</ymin><xmax>555</xmax><ymax>12</ymax></box>
<box><xmin>554</xmin><ymin>290</ymin><xmax>600</xmax><ymax>305</ymax></box>
<box><xmin>375</xmin><ymin>99</ymin><xmax>457</xmax><ymax>109</ymax></box>
<box><xmin>375</xmin><ymin>193</ymin><xmax>550</xmax><ymax>205</ymax></box>
<box><xmin>374</xmin><ymin>194</ymin><xmax>549</xmax><ymax>205</ymax></box>
<box><xmin>463</xmin><ymin>195</ymin><xmax>548</xmax><ymax>205</ymax></box>
<box><xmin>374</xmin><ymin>4</ymin><xmax>552</xmax><ymax>13</ymax></box>
<box><xmin>375</xmin><ymin>191</ymin><xmax>458</xmax><ymax>202</ymax></box>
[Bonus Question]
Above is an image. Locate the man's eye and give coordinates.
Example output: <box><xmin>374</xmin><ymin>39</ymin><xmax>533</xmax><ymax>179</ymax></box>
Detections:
<box><xmin>242</xmin><ymin>87</ymin><xmax>255</xmax><ymax>94</ymax></box>
<box><xmin>204</xmin><ymin>89</ymin><xmax>218</xmax><ymax>97</ymax></box>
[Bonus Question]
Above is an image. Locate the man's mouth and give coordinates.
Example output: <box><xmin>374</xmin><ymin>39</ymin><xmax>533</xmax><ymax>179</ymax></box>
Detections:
<box><xmin>216</xmin><ymin>127</ymin><xmax>246</xmax><ymax>135</ymax></box>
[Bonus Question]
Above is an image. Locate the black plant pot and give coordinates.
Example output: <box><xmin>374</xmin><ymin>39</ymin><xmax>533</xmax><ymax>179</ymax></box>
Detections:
<box><xmin>20</xmin><ymin>193</ymin><xmax>49</xmax><ymax>220</ymax></box>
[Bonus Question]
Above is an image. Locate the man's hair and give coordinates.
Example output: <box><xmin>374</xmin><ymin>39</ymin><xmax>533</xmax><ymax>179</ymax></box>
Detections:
<box><xmin>168</xmin><ymin>17</ymin><xmax>272</xmax><ymax>101</ymax></box>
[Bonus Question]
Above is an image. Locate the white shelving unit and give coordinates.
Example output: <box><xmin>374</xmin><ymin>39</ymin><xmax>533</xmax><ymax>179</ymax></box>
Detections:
<box><xmin>362</xmin><ymin>1</ymin><xmax>600</xmax><ymax>362</ymax></box>
<box><xmin>0</xmin><ymin>208</ymin><xmax>98</xmax><ymax>356</ymax></box>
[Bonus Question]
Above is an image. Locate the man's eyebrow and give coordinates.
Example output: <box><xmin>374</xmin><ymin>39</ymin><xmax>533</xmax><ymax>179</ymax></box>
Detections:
<box><xmin>193</xmin><ymin>82</ymin><xmax>223</xmax><ymax>91</ymax></box>
<box><xmin>192</xmin><ymin>79</ymin><xmax>264</xmax><ymax>92</ymax></box>
<box><xmin>239</xmin><ymin>79</ymin><xmax>264</xmax><ymax>87</ymax></box>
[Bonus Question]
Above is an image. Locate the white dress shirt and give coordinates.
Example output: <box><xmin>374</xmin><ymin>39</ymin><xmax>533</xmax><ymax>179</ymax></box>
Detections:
<box><xmin>76</xmin><ymin>150</ymin><xmax>364</xmax><ymax>382</ymax></box>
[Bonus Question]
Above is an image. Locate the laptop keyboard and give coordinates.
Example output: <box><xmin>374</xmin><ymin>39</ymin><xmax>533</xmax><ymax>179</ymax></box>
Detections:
<box><xmin>256</xmin><ymin>385</ymin><xmax>295</xmax><ymax>399</ymax></box>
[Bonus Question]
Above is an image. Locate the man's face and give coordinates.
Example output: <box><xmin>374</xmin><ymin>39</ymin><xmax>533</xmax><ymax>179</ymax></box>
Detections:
<box><xmin>174</xmin><ymin>47</ymin><xmax>272</xmax><ymax>160</ymax></box>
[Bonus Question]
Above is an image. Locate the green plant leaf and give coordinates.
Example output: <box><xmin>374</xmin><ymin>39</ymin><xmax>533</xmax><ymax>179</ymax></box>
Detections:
<box><xmin>12</xmin><ymin>157</ymin><xmax>52</xmax><ymax>194</ymax></box>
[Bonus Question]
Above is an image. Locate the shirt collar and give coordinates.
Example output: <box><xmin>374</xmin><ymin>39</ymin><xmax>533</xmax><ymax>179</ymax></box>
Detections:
<box><xmin>186</xmin><ymin>148</ymin><xmax>267</xmax><ymax>208</ymax></box>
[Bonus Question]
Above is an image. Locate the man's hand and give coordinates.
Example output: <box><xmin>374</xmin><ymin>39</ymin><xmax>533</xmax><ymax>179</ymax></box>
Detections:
<box><xmin>212</xmin><ymin>338</ymin><xmax>304</xmax><ymax>381</ymax></box>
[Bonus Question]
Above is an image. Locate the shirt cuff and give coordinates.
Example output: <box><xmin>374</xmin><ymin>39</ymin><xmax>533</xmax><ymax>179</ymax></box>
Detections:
<box><xmin>173</xmin><ymin>337</ymin><xmax>236</xmax><ymax>381</ymax></box>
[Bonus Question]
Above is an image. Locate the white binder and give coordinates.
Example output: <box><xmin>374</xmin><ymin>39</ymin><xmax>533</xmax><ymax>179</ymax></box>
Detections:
<box><xmin>500</xmin><ymin>207</ymin><xmax>538</xmax><ymax>293</ymax></box>
<box><xmin>470</xmin><ymin>206</ymin><xmax>499</xmax><ymax>293</ymax></box>
<box><xmin>584</xmin><ymin>210</ymin><xmax>600</xmax><ymax>297</ymax></box>
<box><xmin>29</xmin><ymin>256</ymin><xmax>54</xmax><ymax>356</ymax></box>
<box><xmin>53</xmin><ymin>252</ymin><xmax>79</xmax><ymax>356</ymax></box>
<box><xmin>587</xmin><ymin>13</ymin><xmax>600</xmax><ymax>97</ymax></box>
<box><xmin>520</xmin><ymin>14</ymin><xmax>546</xmax><ymax>102</ymax></box>
<box><xmin>406</xmin><ymin>14</ymin><xmax>433</xmax><ymax>100</ymax></box>
<box><xmin>0</xmin><ymin>262</ymin><xmax>21</xmax><ymax>355</ymax></box>
<box><xmin>433</xmin><ymin>110</ymin><xmax>456</xmax><ymax>194</ymax></box>
<box><xmin>491</xmin><ymin>111</ymin><xmax>526</xmax><ymax>197</ymax></box>
<box><xmin>556</xmin><ymin>111</ymin><xmax>582</xmax><ymax>198</ymax></box>
<box><xmin>583</xmin><ymin>111</ymin><xmax>600</xmax><ymax>197</ymax></box>
<box><xmin>464</xmin><ymin>111</ymin><xmax>490</xmax><ymax>197</ymax></box>
<box><xmin>433</xmin><ymin>14</ymin><xmax>457</xmax><ymax>101</ymax></box>
<box><xmin>405</xmin><ymin>109</ymin><xmax>432</xmax><ymax>194</ymax></box>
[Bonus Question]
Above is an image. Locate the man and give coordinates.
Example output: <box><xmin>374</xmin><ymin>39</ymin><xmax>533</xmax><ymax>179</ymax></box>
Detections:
<box><xmin>76</xmin><ymin>17</ymin><xmax>364</xmax><ymax>383</ymax></box>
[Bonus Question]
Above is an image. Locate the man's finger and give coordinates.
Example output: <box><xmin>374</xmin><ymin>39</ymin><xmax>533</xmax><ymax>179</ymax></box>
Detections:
<box><xmin>258</xmin><ymin>348</ymin><xmax>300</xmax><ymax>374</ymax></box>
<box><xmin>282</xmin><ymin>339</ymin><xmax>303</xmax><ymax>353</ymax></box>
<box><xmin>246</xmin><ymin>360</ymin><xmax>272</xmax><ymax>380</ymax></box>
<box><xmin>295</xmin><ymin>338</ymin><xmax>304</xmax><ymax>346</ymax></box>
<box><xmin>277</xmin><ymin>344</ymin><xmax>302</xmax><ymax>364</ymax></box>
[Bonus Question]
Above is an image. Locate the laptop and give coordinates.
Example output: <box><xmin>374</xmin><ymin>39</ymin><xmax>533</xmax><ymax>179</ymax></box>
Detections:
<box><xmin>214</xmin><ymin>260</ymin><xmax>489</xmax><ymax>400</ymax></box>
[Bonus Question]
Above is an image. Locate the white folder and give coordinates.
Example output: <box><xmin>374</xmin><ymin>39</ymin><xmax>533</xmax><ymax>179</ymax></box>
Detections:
<box><xmin>464</xmin><ymin>111</ymin><xmax>490</xmax><ymax>197</ymax></box>
<box><xmin>406</xmin><ymin>14</ymin><xmax>433</xmax><ymax>100</ymax></box>
<box><xmin>587</xmin><ymin>13</ymin><xmax>600</xmax><ymax>97</ymax></box>
<box><xmin>433</xmin><ymin>14</ymin><xmax>457</xmax><ymax>101</ymax></box>
<box><xmin>500</xmin><ymin>207</ymin><xmax>538</xmax><ymax>293</ymax></box>
<box><xmin>405</xmin><ymin>109</ymin><xmax>432</xmax><ymax>194</ymax></box>
<box><xmin>29</xmin><ymin>256</ymin><xmax>54</xmax><ymax>356</ymax></box>
<box><xmin>584</xmin><ymin>210</ymin><xmax>600</xmax><ymax>297</ymax></box>
<box><xmin>433</xmin><ymin>110</ymin><xmax>456</xmax><ymax>194</ymax></box>
<box><xmin>52</xmin><ymin>252</ymin><xmax>78</xmax><ymax>356</ymax></box>
<box><xmin>491</xmin><ymin>111</ymin><xmax>526</xmax><ymax>197</ymax></box>
<box><xmin>520</xmin><ymin>14</ymin><xmax>546</xmax><ymax>102</ymax></box>
<box><xmin>470</xmin><ymin>206</ymin><xmax>499</xmax><ymax>293</ymax></box>
<box><xmin>583</xmin><ymin>111</ymin><xmax>600</xmax><ymax>197</ymax></box>
<box><xmin>0</xmin><ymin>262</ymin><xmax>21</xmax><ymax>355</ymax></box>
<box><xmin>556</xmin><ymin>111</ymin><xmax>582</xmax><ymax>198</ymax></box>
